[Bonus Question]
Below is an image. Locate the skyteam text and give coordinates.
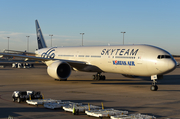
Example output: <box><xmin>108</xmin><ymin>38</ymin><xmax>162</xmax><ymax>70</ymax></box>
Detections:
<box><xmin>101</xmin><ymin>49</ymin><xmax>139</xmax><ymax>56</ymax></box>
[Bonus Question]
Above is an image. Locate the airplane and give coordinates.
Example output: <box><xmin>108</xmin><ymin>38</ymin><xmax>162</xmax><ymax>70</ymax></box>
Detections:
<box><xmin>0</xmin><ymin>20</ymin><xmax>177</xmax><ymax>91</ymax></box>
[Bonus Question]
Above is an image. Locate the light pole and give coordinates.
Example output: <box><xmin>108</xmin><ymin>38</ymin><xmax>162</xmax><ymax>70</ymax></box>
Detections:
<box><xmin>7</xmin><ymin>37</ymin><xmax>10</xmax><ymax>53</ymax></box>
<box><xmin>49</xmin><ymin>34</ymin><xmax>53</xmax><ymax>47</ymax></box>
<box><xmin>26</xmin><ymin>36</ymin><xmax>30</xmax><ymax>52</ymax></box>
<box><xmin>121</xmin><ymin>32</ymin><xmax>126</xmax><ymax>45</ymax></box>
<box><xmin>80</xmin><ymin>33</ymin><xmax>85</xmax><ymax>46</ymax></box>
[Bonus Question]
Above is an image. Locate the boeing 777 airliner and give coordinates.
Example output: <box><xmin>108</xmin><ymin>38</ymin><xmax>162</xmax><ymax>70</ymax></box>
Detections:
<box><xmin>0</xmin><ymin>20</ymin><xmax>177</xmax><ymax>91</ymax></box>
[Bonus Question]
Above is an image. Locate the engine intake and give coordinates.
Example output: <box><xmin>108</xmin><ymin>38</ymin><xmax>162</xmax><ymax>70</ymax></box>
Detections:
<box><xmin>47</xmin><ymin>61</ymin><xmax>71</xmax><ymax>80</ymax></box>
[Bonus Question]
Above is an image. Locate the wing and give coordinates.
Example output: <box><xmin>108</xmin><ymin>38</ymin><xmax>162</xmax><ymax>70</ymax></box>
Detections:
<box><xmin>0</xmin><ymin>52</ymin><xmax>86</xmax><ymax>63</ymax></box>
<box><xmin>0</xmin><ymin>52</ymin><xmax>103</xmax><ymax>72</ymax></box>
<box><xmin>0</xmin><ymin>52</ymin><xmax>50</xmax><ymax>61</ymax></box>
<box><xmin>3</xmin><ymin>49</ymin><xmax>36</xmax><ymax>55</ymax></box>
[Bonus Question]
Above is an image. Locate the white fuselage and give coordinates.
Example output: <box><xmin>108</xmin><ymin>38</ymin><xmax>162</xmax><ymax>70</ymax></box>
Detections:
<box><xmin>35</xmin><ymin>44</ymin><xmax>176</xmax><ymax>76</ymax></box>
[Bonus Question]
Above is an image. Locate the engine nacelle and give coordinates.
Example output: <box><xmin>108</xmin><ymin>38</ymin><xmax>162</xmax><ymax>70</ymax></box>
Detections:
<box><xmin>47</xmin><ymin>61</ymin><xmax>71</xmax><ymax>80</ymax></box>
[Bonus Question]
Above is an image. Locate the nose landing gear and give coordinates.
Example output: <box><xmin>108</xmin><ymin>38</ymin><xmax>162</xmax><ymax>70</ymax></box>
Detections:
<box><xmin>150</xmin><ymin>79</ymin><xmax>158</xmax><ymax>91</ymax></box>
<box><xmin>150</xmin><ymin>75</ymin><xmax>160</xmax><ymax>91</ymax></box>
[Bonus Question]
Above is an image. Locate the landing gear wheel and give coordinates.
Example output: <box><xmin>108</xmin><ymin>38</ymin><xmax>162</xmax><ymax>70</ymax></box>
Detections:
<box><xmin>92</xmin><ymin>75</ymin><xmax>95</xmax><ymax>80</ymax></box>
<box><xmin>92</xmin><ymin>75</ymin><xmax>99</xmax><ymax>80</ymax></box>
<box><xmin>155</xmin><ymin>85</ymin><xmax>158</xmax><ymax>90</ymax></box>
<box><xmin>150</xmin><ymin>75</ymin><xmax>159</xmax><ymax>91</ymax></box>
<box><xmin>99</xmin><ymin>75</ymin><xmax>106</xmax><ymax>80</ymax></box>
<box><xmin>95</xmin><ymin>75</ymin><xmax>100</xmax><ymax>80</ymax></box>
<box><xmin>92</xmin><ymin>74</ymin><xmax>106</xmax><ymax>80</ymax></box>
<box><xmin>150</xmin><ymin>85</ymin><xmax>158</xmax><ymax>91</ymax></box>
<box><xmin>101</xmin><ymin>75</ymin><xmax>106</xmax><ymax>80</ymax></box>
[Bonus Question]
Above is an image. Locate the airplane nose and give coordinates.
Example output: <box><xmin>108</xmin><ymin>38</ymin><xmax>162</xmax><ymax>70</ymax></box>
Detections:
<box><xmin>168</xmin><ymin>60</ymin><xmax>176</xmax><ymax>71</ymax></box>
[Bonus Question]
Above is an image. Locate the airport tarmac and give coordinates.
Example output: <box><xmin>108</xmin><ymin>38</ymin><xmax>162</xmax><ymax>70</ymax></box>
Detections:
<box><xmin>0</xmin><ymin>64</ymin><xmax>180</xmax><ymax>119</ymax></box>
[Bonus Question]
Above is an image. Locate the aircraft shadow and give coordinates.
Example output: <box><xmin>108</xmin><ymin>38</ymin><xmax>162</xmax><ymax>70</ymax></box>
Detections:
<box><xmin>67</xmin><ymin>79</ymin><xmax>135</xmax><ymax>81</ymax></box>
<box><xmin>91</xmin><ymin>75</ymin><xmax>180</xmax><ymax>85</ymax></box>
<box><xmin>67</xmin><ymin>74</ymin><xmax>180</xmax><ymax>85</ymax></box>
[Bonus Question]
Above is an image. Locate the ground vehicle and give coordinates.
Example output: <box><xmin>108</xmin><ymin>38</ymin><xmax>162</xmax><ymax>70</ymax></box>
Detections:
<box><xmin>12</xmin><ymin>91</ymin><xmax>43</xmax><ymax>103</ymax></box>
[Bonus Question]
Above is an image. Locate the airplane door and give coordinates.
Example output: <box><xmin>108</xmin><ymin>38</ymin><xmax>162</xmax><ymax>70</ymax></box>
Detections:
<box><xmin>137</xmin><ymin>53</ymin><xmax>144</xmax><ymax>64</ymax></box>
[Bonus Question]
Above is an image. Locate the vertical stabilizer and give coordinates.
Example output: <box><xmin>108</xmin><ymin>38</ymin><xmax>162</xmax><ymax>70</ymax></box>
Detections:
<box><xmin>35</xmin><ymin>20</ymin><xmax>47</xmax><ymax>49</ymax></box>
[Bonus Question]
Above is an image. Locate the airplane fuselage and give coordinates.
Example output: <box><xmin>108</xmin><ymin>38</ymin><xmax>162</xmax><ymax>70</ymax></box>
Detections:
<box><xmin>35</xmin><ymin>44</ymin><xmax>176</xmax><ymax>77</ymax></box>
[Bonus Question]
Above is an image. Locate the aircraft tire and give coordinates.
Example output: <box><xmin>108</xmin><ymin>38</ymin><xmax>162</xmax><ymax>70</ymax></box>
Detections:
<box><xmin>150</xmin><ymin>85</ymin><xmax>158</xmax><ymax>91</ymax></box>
<box><xmin>99</xmin><ymin>75</ymin><xmax>105</xmax><ymax>80</ymax></box>
<box><xmin>102</xmin><ymin>75</ymin><xmax>106</xmax><ymax>80</ymax></box>
<box><xmin>92</xmin><ymin>75</ymin><xmax>95</xmax><ymax>80</ymax></box>
<box><xmin>155</xmin><ymin>85</ymin><xmax>158</xmax><ymax>90</ymax></box>
<box><xmin>96</xmin><ymin>75</ymin><xmax>100</xmax><ymax>80</ymax></box>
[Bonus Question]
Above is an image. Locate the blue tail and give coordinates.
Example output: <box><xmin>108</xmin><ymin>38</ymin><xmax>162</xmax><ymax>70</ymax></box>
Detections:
<box><xmin>35</xmin><ymin>20</ymin><xmax>47</xmax><ymax>49</ymax></box>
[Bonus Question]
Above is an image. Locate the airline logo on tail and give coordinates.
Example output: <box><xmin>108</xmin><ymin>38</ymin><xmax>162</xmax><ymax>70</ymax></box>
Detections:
<box><xmin>35</xmin><ymin>20</ymin><xmax>47</xmax><ymax>49</ymax></box>
<box><xmin>37</xmin><ymin>28</ymin><xmax>44</xmax><ymax>49</ymax></box>
<box><xmin>41</xmin><ymin>47</ymin><xmax>56</xmax><ymax>59</ymax></box>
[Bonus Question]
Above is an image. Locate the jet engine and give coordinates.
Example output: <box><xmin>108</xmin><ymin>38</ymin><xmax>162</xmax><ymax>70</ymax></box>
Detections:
<box><xmin>47</xmin><ymin>61</ymin><xmax>71</xmax><ymax>80</ymax></box>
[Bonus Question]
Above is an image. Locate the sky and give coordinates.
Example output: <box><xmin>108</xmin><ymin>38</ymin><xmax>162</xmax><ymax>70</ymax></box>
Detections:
<box><xmin>0</xmin><ymin>0</ymin><xmax>180</xmax><ymax>54</ymax></box>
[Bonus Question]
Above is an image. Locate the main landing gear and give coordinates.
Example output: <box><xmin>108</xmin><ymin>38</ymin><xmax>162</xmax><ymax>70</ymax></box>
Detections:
<box><xmin>150</xmin><ymin>75</ymin><xmax>159</xmax><ymax>91</ymax></box>
<box><xmin>92</xmin><ymin>73</ymin><xmax>106</xmax><ymax>80</ymax></box>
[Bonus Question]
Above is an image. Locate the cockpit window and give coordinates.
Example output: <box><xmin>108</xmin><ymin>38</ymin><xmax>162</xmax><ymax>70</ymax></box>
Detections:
<box><xmin>165</xmin><ymin>55</ymin><xmax>171</xmax><ymax>58</ymax></box>
<box><xmin>157</xmin><ymin>55</ymin><xmax>171</xmax><ymax>59</ymax></box>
